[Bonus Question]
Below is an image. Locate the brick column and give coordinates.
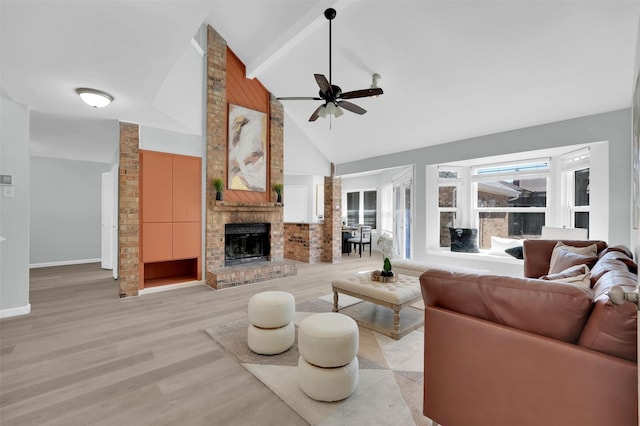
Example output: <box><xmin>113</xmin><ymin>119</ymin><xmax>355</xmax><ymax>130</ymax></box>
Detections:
<box><xmin>118</xmin><ymin>122</ymin><xmax>140</xmax><ymax>297</ymax></box>
<box><xmin>205</xmin><ymin>25</ymin><xmax>228</xmax><ymax>273</ymax></box>
<box><xmin>269</xmin><ymin>95</ymin><xmax>284</xmax><ymax>260</ymax></box>
<box><xmin>322</xmin><ymin>176</ymin><xmax>342</xmax><ymax>263</ymax></box>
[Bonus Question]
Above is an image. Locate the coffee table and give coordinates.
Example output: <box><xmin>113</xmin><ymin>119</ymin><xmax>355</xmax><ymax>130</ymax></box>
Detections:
<box><xmin>331</xmin><ymin>273</ymin><xmax>424</xmax><ymax>340</ymax></box>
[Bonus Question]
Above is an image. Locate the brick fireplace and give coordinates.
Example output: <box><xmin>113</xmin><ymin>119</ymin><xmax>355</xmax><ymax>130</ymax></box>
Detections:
<box><xmin>204</xmin><ymin>26</ymin><xmax>296</xmax><ymax>289</ymax></box>
<box><xmin>205</xmin><ymin>201</ymin><xmax>295</xmax><ymax>289</ymax></box>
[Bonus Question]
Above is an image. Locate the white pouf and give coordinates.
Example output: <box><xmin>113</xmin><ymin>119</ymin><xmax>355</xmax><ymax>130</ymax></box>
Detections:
<box><xmin>248</xmin><ymin>291</ymin><xmax>295</xmax><ymax>328</ymax></box>
<box><xmin>247</xmin><ymin>321</ymin><xmax>295</xmax><ymax>355</ymax></box>
<box><xmin>298</xmin><ymin>312</ymin><xmax>359</xmax><ymax>368</ymax></box>
<box><xmin>297</xmin><ymin>356</ymin><xmax>359</xmax><ymax>402</ymax></box>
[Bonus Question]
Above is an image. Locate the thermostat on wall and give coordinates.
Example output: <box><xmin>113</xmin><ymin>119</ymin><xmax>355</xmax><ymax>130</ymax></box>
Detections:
<box><xmin>0</xmin><ymin>175</ymin><xmax>12</xmax><ymax>185</ymax></box>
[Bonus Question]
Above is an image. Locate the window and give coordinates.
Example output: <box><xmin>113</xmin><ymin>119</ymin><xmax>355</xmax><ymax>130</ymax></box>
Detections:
<box><xmin>380</xmin><ymin>183</ymin><xmax>393</xmax><ymax>233</ymax></box>
<box><xmin>345</xmin><ymin>190</ymin><xmax>377</xmax><ymax>229</ymax></box>
<box><xmin>473</xmin><ymin>160</ymin><xmax>548</xmax><ymax>248</ymax></box>
<box><xmin>432</xmin><ymin>144</ymin><xmax>599</xmax><ymax>253</ymax></box>
<box><xmin>438</xmin><ymin>168</ymin><xmax>462</xmax><ymax>247</ymax></box>
<box><xmin>562</xmin><ymin>148</ymin><xmax>590</xmax><ymax>234</ymax></box>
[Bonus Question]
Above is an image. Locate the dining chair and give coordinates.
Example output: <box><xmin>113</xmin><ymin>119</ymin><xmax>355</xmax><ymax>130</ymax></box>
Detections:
<box><xmin>347</xmin><ymin>225</ymin><xmax>372</xmax><ymax>257</ymax></box>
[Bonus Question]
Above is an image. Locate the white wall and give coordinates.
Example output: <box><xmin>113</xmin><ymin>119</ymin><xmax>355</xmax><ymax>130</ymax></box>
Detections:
<box><xmin>0</xmin><ymin>97</ymin><xmax>31</xmax><ymax>317</ymax></box>
<box><xmin>283</xmin><ymin>174</ymin><xmax>325</xmax><ymax>223</ymax></box>
<box><xmin>139</xmin><ymin>125</ymin><xmax>205</xmax><ymax>158</ymax></box>
<box><xmin>29</xmin><ymin>157</ymin><xmax>110</xmax><ymax>266</ymax></box>
<box><xmin>338</xmin><ymin>109</ymin><xmax>633</xmax><ymax>260</ymax></box>
<box><xmin>283</xmin><ymin>112</ymin><xmax>331</xmax><ymax>176</ymax></box>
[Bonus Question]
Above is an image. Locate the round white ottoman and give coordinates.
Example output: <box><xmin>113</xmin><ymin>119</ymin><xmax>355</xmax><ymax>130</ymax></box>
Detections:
<box><xmin>297</xmin><ymin>356</ymin><xmax>359</xmax><ymax>402</ymax></box>
<box><xmin>248</xmin><ymin>291</ymin><xmax>295</xmax><ymax>328</ymax></box>
<box><xmin>247</xmin><ymin>291</ymin><xmax>295</xmax><ymax>355</ymax></box>
<box><xmin>297</xmin><ymin>312</ymin><xmax>359</xmax><ymax>401</ymax></box>
<box><xmin>248</xmin><ymin>322</ymin><xmax>295</xmax><ymax>355</ymax></box>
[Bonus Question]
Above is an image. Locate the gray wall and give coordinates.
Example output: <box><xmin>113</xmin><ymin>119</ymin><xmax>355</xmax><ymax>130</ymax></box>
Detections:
<box><xmin>1</xmin><ymin>97</ymin><xmax>31</xmax><ymax>315</ymax></box>
<box><xmin>30</xmin><ymin>157</ymin><xmax>110</xmax><ymax>265</ymax></box>
<box><xmin>337</xmin><ymin>109</ymin><xmax>632</xmax><ymax>258</ymax></box>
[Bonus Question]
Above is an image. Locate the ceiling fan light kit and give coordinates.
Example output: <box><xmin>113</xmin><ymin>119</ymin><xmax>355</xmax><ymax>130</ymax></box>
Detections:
<box><xmin>277</xmin><ymin>8</ymin><xmax>383</xmax><ymax>122</ymax></box>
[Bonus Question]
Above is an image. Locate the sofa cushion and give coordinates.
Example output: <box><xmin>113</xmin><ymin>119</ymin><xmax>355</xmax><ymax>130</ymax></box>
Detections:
<box><xmin>505</xmin><ymin>246</ymin><xmax>524</xmax><ymax>259</ymax></box>
<box><xmin>548</xmin><ymin>249</ymin><xmax>597</xmax><ymax>275</ymax></box>
<box><xmin>488</xmin><ymin>236</ymin><xmax>522</xmax><ymax>256</ymax></box>
<box><xmin>548</xmin><ymin>242</ymin><xmax>597</xmax><ymax>274</ymax></box>
<box><xmin>590</xmin><ymin>251</ymin><xmax>638</xmax><ymax>286</ymax></box>
<box><xmin>578</xmin><ymin>269</ymin><xmax>638</xmax><ymax>361</ymax></box>
<box><xmin>523</xmin><ymin>240</ymin><xmax>607</xmax><ymax>278</ymax></box>
<box><xmin>420</xmin><ymin>269</ymin><xmax>594</xmax><ymax>343</ymax></box>
<box><xmin>540</xmin><ymin>264</ymin><xmax>591</xmax><ymax>287</ymax></box>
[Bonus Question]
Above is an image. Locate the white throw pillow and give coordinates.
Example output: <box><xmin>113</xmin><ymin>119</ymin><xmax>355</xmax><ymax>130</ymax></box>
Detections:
<box><xmin>488</xmin><ymin>236</ymin><xmax>523</xmax><ymax>256</ymax></box>
<box><xmin>540</xmin><ymin>264</ymin><xmax>591</xmax><ymax>288</ymax></box>
<box><xmin>548</xmin><ymin>242</ymin><xmax>597</xmax><ymax>274</ymax></box>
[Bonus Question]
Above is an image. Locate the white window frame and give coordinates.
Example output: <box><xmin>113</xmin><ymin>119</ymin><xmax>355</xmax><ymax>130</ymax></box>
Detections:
<box><xmin>561</xmin><ymin>148</ymin><xmax>590</xmax><ymax>229</ymax></box>
<box><xmin>380</xmin><ymin>183</ymin><xmax>393</xmax><ymax>234</ymax></box>
<box><xmin>471</xmin><ymin>159</ymin><xmax>550</xmax><ymax>242</ymax></box>
<box><xmin>437</xmin><ymin>167</ymin><xmax>463</xmax><ymax>247</ymax></box>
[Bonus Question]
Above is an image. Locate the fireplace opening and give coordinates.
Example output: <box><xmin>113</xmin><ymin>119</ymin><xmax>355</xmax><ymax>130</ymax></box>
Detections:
<box><xmin>225</xmin><ymin>223</ymin><xmax>271</xmax><ymax>266</ymax></box>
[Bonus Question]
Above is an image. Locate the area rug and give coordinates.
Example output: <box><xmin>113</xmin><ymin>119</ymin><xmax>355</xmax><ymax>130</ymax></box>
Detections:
<box><xmin>205</xmin><ymin>296</ymin><xmax>431</xmax><ymax>426</ymax></box>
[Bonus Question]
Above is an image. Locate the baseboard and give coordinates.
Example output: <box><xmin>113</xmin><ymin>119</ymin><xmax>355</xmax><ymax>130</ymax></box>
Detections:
<box><xmin>29</xmin><ymin>258</ymin><xmax>101</xmax><ymax>269</ymax></box>
<box><xmin>0</xmin><ymin>303</ymin><xmax>31</xmax><ymax>319</ymax></box>
<box><xmin>138</xmin><ymin>280</ymin><xmax>204</xmax><ymax>295</ymax></box>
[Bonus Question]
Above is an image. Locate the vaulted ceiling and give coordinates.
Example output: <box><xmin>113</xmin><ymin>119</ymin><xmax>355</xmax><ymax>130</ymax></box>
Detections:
<box><xmin>2</xmin><ymin>1</ymin><xmax>640</xmax><ymax>165</ymax></box>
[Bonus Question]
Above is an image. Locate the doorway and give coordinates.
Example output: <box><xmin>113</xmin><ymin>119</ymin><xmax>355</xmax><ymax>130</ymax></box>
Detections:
<box><xmin>394</xmin><ymin>171</ymin><xmax>413</xmax><ymax>260</ymax></box>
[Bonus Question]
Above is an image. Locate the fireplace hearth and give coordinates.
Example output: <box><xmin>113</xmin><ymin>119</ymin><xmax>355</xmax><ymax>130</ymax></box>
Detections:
<box><xmin>225</xmin><ymin>223</ymin><xmax>270</xmax><ymax>266</ymax></box>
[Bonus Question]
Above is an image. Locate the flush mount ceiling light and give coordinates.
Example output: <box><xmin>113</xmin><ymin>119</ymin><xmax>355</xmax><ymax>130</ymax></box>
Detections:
<box><xmin>75</xmin><ymin>88</ymin><xmax>113</xmax><ymax>108</ymax></box>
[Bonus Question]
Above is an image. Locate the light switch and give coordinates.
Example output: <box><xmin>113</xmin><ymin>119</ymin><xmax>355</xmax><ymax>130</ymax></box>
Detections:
<box><xmin>3</xmin><ymin>186</ymin><xmax>14</xmax><ymax>198</ymax></box>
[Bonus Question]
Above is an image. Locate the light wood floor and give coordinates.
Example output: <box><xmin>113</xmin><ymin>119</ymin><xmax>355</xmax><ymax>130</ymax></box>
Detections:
<box><xmin>0</xmin><ymin>254</ymin><xmax>383</xmax><ymax>426</ymax></box>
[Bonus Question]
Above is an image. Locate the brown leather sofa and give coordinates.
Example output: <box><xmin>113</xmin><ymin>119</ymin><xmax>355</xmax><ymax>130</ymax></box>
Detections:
<box><xmin>419</xmin><ymin>240</ymin><xmax>638</xmax><ymax>426</ymax></box>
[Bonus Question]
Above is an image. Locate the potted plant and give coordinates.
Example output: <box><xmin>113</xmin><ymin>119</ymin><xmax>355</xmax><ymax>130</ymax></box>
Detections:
<box><xmin>381</xmin><ymin>257</ymin><xmax>394</xmax><ymax>278</ymax></box>
<box><xmin>213</xmin><ymin>178</ymin><xmax>224</xmax><ymax>201</ymax></box>
<box><xmin>273</xmin><ymin>183</ymin><xmax>283</xmax><ymax>203</ymax></box>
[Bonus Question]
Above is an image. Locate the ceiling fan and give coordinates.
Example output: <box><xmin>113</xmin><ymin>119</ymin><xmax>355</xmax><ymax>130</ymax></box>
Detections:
<box><xmin>277</xmin><ymin>8</ymin><xmax>383</xmax><ymax>122</ymax></box>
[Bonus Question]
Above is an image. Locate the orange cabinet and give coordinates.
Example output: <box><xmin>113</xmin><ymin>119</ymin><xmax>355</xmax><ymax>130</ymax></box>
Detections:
<box><xmin>140</xmin><ymin>150</ymin><xmax>202</xmax><ymax>288</ymax></box>
<box><xmin>172</xmin><ymin>156</ymin><xmax>201</xmax><ymax>222</ymax></box>
<box><xmin>141</xmin><ymin>152</ymin><xmax>173</xmax><ymax>223</ymax></box>
<box><xmin>142</xmin><ymin>223</ymin><xmax>172</xmax><ymax>262</ymax></box>
<box><xmin>172</xmin><ymin>222</ymin><xmax>200</xmax><ymax>259</ymax></box>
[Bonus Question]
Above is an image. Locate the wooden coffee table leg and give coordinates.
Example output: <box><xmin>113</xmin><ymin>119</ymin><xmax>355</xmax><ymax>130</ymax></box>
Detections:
<box><xmin>333</xmin><ymin>291</ymin><xmax>339</xmax><ymax>312</ymax></box>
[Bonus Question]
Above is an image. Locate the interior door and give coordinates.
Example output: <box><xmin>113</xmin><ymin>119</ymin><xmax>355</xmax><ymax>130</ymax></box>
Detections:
<box><xmin>101</xmin><ymin>172</ymin><xmax>113</xmax><ymax>269</ymax></box>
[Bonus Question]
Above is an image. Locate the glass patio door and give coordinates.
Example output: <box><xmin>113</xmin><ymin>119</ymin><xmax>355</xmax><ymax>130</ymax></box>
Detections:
<box><xmin>394</xmin><ymin>175</ymin><xmax>413</xmax><ymax>259</ymax></box>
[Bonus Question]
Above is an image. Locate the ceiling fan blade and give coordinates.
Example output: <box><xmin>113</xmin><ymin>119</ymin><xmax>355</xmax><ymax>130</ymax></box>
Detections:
<box><xmin>339</xmin><ymin>87</ymin><xmax>383</xmax><ymax>99</ymax></box>
<box><xmin>309</xmin><ymin>105</ymin><xmax>323</xmax><ymax>121</ymax></box>
<box><xmin>314</xmin><ymin>74</ymin><xmax>331</xmax><ymax>95</ymax></box>
<box><xmin>337</xmin><ymin>100</ymin><xmax>366</xmax><ymax>115</ymax></box>
<box><xmin>277</xmin><ymin>97</ymin><xmax>322</xmax><ymax>101</ymax></box>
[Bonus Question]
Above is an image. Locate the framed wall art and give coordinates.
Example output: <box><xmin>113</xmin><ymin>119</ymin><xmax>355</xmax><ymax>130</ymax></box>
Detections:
<box><xmin>227</xmin><ymin>104</ymin><xmax>268</xmax><ymax>192</ymax></box>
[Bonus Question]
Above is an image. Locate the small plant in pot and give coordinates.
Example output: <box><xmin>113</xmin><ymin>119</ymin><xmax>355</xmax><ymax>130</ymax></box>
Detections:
<box><xmin>273</xmin><ymin>183</ymin><xmax>283</xmax><ymax>203</ymax></box>
<box><xmin>213</xmin><ymin>178</ymin><xmax>224</xmax><ymax>201</ymax></box>
<box><xmin>380</xmin><ymin>257</ymin><xmax>394</xmax><ymax>278</ymax></box>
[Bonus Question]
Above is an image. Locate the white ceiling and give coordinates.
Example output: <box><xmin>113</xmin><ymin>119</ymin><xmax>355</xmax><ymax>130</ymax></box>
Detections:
<box><xmin>2</xmin><ymin>1</ymin><xmax>640</xmax><ymax>165</ymax></box>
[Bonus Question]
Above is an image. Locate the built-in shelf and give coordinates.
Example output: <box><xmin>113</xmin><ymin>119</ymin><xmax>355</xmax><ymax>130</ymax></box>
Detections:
<box><xmin>143</xmin><ymin>258</ymin><xmax>198</xmax><ymax>287</ymax></box>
